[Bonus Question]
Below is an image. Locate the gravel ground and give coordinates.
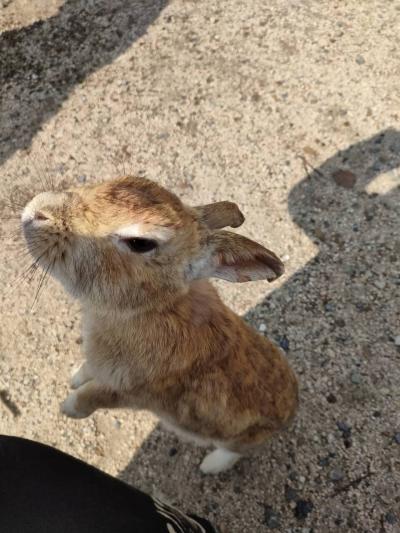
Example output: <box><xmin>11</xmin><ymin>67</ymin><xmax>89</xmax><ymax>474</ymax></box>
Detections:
<box><xmin>1</xmin><ymin>1</ymin><xmax>399</xmax><ymax>531</ymax></box>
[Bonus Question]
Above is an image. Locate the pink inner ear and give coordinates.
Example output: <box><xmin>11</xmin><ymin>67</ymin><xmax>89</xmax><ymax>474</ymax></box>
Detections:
<box><xmin>189</xmin><ymin>230</ymin><xmax>284</xmax><ymax>283</ymax></box>
<box><xmin>214</xmin><ymin>250</ymin><xmax>284</xmax><ymax>283</ymax></box>
<box><xmin>214</xmin><ymin>264</ymin><xmax>279</xmax><ymax>283</ymax></box>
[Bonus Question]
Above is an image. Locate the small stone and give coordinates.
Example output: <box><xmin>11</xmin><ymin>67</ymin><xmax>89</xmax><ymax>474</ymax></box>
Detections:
<box><xmin>327</xmin><ymin>434</ymin><xmax>335</xmax><ymax>445</ymax></box>
<box><xmin>356</xmin><ymin>55</ymin><xmax>365</xmax><ymax>64</ymax></box>
<box><xmin>324</xmin><ymin>303</ymin><xmax>335</xmax><ymax>312</ymax></box>
<box><xmin>394</xmin><ymin>335</ymin><xmax>400</xmax><ymax>346</ymax></box>
<box><xmin>336</xmin><ymin>420</ymin><xmax>353</xmax><ymax>448</ymax></box>
<box><xmin>284</xmin><ymin>485</ymin><xmax>298</xmax><ymax>502</ymax></box>
<box><xmin>264</xmin><ymin>505</ymin><xmax>281</xmax><ymax>529</ymax></box>
<box><xmin>374</xmin><ymin>279</ymin><xmax>385</xmax><ymax>290</ymax></box>
<box><xmin>77</xmin><ymin>175</ymin><xmax>87</xmax><ymax>183</ymax></box>
<box><xmin>351</xmin><ymin>371</ymin><xmax>362</xmax><ymax>385</ymax></box>
<box><xmin>298</xmin><ymin>475</ymin><xmax>306</xmax><ymax>484</ymax></box>
<box><xmin>385</xmin><ymin>512</ymin><xmax>397</xmax><ymax>525</ymax></box>
<box><xmin>330</xmin><ymin>469</ymin><xmax>345</xmax><ymax>482</ymax></box>
<box><xmin>318</xmin><ymin>456</ymin><xmax>331</xmax><ymax>467</ymax></box>
<box><xmin>169</xmin><ymin>447</ymin><xmax>178</xmax><ymax>456</ymax></box>
<box><xmin>279</xmin><ymin>336</ymin><xmax>290</xmax><ymax>351</ymax></box>
<box><xmin>259</xmin><ymin>323</ymin><xmax>267</xmax><ymax>332</ymax></box>
<box><xmin>294</xmin><ymin>499</ymin><xmax>314</xmax><ymax>520</ymax></box>
<box><xmin>394</xmin><ymin>433</ymin><xmax>400</xmax><ymax>445</ymax></box>
<box><xmin>113</xmin><ymin>419</ymin><xmax>121</xmax><ymax>429</ymax></box>
<box><xmin>332</xmin><ymin>169</ymin><xmax>357</xmax><ymax>189</ymax></box>
<box><xmin>336</xmin><ymin>421</ymin><xmax>351</xmax><ymax>434</ymax></box>
<box><xmin>326</xmin><ymin>393</ymin><xmax>337</xmax><ymax>404</ymax></box>
<box><xmin>343</xmin><ymin>437</ymin><xmax>352</xmax><ymax>449</ymax></box>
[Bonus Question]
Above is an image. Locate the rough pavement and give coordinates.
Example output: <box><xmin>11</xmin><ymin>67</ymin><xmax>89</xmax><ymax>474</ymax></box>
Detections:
<box><xmin>1</xmin><ymin>1</ymin><xmax>399</xmax><ymax>531</ymax></box>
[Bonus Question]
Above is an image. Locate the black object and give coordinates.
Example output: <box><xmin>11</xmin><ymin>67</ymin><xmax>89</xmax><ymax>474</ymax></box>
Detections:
<box><xmin>0</xmin><ymin>435</ymin><xmax>217</xmax><ymax>533</ymax></box>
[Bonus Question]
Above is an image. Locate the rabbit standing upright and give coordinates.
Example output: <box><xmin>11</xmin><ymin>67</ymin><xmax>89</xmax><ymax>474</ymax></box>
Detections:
<box><xmin>22</xmin><ymin>176</ymin><xmax>298</xmax><ymax>474</ymax></box>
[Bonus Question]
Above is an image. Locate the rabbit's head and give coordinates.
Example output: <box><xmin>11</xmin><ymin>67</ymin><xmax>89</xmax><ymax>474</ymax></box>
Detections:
<box><xmin>22</xmin><ymin>176</ymin><xmax>284</xmax><ymax>312</ymax></box>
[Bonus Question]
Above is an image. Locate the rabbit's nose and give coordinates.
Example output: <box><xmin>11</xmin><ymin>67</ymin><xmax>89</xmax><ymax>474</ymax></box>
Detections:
<box><xmin>22</xmin><ymin>208</ymin><xmax>50</xmax><ymax>226</ymax></box>
<box><xmin>21</xmin><ymin>191</ymin><xmax>63</xmax><ymax>226</ymax></box>
<box><xmin>33</xmin><ymin>210</ymin><xmax>50</xmax><ymax>221</ymax></box>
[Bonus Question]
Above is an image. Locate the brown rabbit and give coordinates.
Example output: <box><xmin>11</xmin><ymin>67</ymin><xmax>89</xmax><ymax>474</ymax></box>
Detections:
<box><xmin>22</xmin><ymin>176</ymin><xmax>298</xmax><ymax>474</ymax></box>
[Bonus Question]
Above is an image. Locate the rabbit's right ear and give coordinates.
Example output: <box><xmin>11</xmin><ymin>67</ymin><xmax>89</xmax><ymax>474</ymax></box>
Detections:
<box><xmin>186</xmin><ymin>230</ymin><xmax>284</xmax><ymax>283</ymax></box>
<box><xmin>194</xmin><ymin>202</ymin><xmax>245</xmax><ymax>230</ymax></box>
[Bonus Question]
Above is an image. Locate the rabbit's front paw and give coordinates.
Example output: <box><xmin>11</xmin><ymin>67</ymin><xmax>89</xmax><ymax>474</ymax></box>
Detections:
<box><xmin>60</xmin><ymin>391</ymin><xmax>90</xmax><ymax>419</ymax></box>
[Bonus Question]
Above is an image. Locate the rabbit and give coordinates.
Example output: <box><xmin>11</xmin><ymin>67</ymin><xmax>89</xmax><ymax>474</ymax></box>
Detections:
<box><xmin>22</xmin><ymin>176</ymin><xmax>298</xmax><ymax>474</ymax></box>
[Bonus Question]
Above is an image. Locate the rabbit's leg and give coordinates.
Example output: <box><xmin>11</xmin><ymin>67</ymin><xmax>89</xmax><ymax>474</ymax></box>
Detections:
<box><xmin>200</xmin><ymin>448</ymin><xmax>241</xmax><ymax>474</ymax></box>
<box><xmin>70</xmin><ymin>361</ymin><xmax>93</xmax><ymax>389</ymax></box>
<box><xmin>61</xmin><ymin>381</ymin><xmax>121</xmax><ymax>419</ymax></box>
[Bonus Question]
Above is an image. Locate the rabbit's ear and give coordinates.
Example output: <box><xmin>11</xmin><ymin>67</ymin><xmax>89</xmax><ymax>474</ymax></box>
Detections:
<box><xmin>194</xmin><ymin>202</ymin><xmax>245</xmax><ymax>230</ymax></box>
<box><xmin>187</xmin><ymin>231</ymin><xmax>284</xmax><ymax>283</ymax></box>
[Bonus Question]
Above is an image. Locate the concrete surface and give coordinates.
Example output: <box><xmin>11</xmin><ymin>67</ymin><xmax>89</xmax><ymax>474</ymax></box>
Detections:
<box><xmin>1</xmin><ymin>1</ymin><xmax>399</xmax><ymax>531</ymax></box>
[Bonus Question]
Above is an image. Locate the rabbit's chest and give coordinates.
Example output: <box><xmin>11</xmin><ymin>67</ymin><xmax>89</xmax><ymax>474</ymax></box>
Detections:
<box><xmin>82</xmin><ymin>327</ymin><xmax>160</xmax><ymax>392</ymax></box>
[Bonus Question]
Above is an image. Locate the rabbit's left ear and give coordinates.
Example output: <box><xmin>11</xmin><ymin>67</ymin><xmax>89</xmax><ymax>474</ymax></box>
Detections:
<box><xmin>187</xmin><ymin>230</ymin><xmax>284</xmax><ymax>283</ymax></box>
<box><xmin>194</xmin><ymin>201</ymin><xmax>245</xmax><ymax>230</ymax></box>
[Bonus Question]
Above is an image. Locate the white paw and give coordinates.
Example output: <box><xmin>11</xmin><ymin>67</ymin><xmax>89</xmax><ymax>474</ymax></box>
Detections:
<box><xmin>70</xmin><ymin>362</ymin><xmax>92</xmax><ymax>389</ymax></box>
<box><xmin>60</xmin><ymin>391</ymin><xmax>88</xmax><ymax>419</ymax></box>
<box><xmin>200</xmin><ymin>449</ymin><xmax>241</xmax><ymax>474</ymax></box>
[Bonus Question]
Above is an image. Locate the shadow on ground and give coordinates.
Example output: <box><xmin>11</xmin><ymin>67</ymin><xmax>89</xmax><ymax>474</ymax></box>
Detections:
<box><xmin>119</xmin><ymin>130</ymin><xmax>400</xmax><ymax>531</ymax></box>
<box><xmin>0</xmin><ymin>0</ymin><xmax>167</xmax><ymax>166</ymax></box>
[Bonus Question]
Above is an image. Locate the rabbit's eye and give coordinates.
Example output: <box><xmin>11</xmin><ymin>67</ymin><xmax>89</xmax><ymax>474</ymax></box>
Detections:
<box><xmin>122</xmin><ymin>237</ymin><xmax>158</xmax><ymax>253</ymax></box>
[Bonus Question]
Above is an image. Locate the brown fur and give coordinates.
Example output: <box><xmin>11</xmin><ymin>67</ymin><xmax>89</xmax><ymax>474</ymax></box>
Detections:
<box><xmin>22</xmin><ymin>176</ymin><xmax>298</xmax><ymax>461</ymax></box>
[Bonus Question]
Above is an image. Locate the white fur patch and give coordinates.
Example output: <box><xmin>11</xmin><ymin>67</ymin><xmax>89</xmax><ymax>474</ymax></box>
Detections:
<box><xmin>199</xmin><ymin>448</ymin><xmax>241</xmax><ymax>474</ymax></box>
<box><xmin>114</xmin><ymin>223</ymin><xmax>174</xmax><ymax>242</ymax></box>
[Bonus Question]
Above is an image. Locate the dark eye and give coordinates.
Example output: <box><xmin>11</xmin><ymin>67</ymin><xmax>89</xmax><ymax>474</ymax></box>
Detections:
<box><xmin>122</xmin><ymin>237</ymin><xmax>158</xmax><ymax>253</ymax></box>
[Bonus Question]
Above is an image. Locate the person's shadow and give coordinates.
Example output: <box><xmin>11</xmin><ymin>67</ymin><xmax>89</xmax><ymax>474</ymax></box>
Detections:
<box><xmin>118</xmin><ymin>129</ymin><xmax>400</xmax><ymax>530</ymax></box>
<box><xmin>0</xmin><ymin>0</ymin><xmax>167</xmax><ymax>166</ymax></box>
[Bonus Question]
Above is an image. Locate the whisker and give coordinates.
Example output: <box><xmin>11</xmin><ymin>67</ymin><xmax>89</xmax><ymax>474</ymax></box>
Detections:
<box><xmin>6</xmin><ymin>248</ymin><xmax>51</xmax><ymax>296</ymax></box>
<box><xmin>13</xmin><ymin>245</ymin><xmax>47</xmax><ymax>260</ymax></box>
<box><xmin>31</xmin><ymin>257</ymin><xmax>54</xmax><ymax>311</ymax></box>
<box><xmin>29</xmin><ymin>155</ymin><xmax>48</xmax><ymax>193</ymax></box>
<box><xmin>40</xmin><ymin>144</ymin><xmax>56</xmax><ymax>190</ymax></box>
<box><xmin>7</xmin><ymin>264</ymin><xmax>38</xmax><ymax>296</ymax></box>
<box><xmin>10</xmin><ymin>236</ymin><xmax>48</xmax><ymax>249</ymax></box>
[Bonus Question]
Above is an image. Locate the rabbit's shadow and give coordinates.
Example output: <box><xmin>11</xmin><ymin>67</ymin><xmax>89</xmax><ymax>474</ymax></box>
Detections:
<box><xmin>0</xmin><ymin>0</ymin><xmax>167</xmax><ymax>166</ymax></box>
<box><xmin>118</xmin><ymin>130</ymin><xmax>400</xmax><ymax>527</ymax></box>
